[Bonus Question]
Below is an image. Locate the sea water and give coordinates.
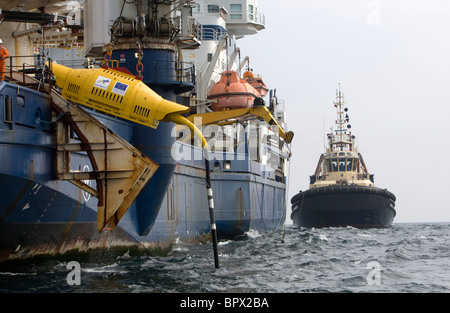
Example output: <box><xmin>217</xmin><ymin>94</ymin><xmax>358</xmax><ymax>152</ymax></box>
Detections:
<box><xmin>1</xmin><ymin>223</ymin><xmax>449</xmax><ymax>294</ymax></box>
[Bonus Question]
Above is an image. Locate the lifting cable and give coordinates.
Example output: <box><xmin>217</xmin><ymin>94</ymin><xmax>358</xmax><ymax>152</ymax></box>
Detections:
<box><xmin>103</xmin><ymin>0</ymin><xmax>145</xmax><ymax>80</ymax></box>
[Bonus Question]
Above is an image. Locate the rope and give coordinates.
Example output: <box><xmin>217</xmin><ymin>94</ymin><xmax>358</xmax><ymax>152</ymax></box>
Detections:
<box><xmin>37</xmin><ymin>103</ymin><xmax>69</xmax><ymax>124</ymax></box>
<box><xmin>37</xmin><ymin>110</ymin><xmax>66</xmax><ymax>124</ymax></box>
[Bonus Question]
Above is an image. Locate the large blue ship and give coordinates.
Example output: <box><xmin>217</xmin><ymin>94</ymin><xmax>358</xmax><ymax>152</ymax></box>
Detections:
<box><xmin>0</xmin><ymin>0</ymin><xmax>292</xmax><ymax>263</ymax></box>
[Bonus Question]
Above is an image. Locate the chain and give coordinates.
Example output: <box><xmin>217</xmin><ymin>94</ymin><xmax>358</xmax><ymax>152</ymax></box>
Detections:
<box><xmin>103</xmin><ymin>22</ymin><xmax>118</xmax><ymax>68</ymax></box>
<box><xmin>102</xmin><ymin>0</ymin><xmax>145</xmax><ymax>78</ymax></box>
<box><xmin>136</xmin><ymin>40</ymin><xmax>144</xmax><ymax>80</ymax></box>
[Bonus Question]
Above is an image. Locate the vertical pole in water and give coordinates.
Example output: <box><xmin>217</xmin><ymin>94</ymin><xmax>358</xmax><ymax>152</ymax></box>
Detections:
<box><xmin>167</xmin><ymin>114</ymin><xmax>219</xmax><ymax>268</ymax></box>
<box><xmin>204</xmin><ymin>148</ymin><xmax>219</xmax><ymax>269</ymax></box>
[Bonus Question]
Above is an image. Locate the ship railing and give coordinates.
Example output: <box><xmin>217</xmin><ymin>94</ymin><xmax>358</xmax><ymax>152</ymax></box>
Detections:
<box><xmin>4</xmin><ymin>54</ymin><xmax>195</xmax><ymax>92</ymax></box>
<box><xmin>5</xmin><ymin>54</ymin><xmax>49</xmax><ymax>89</ymax></box>
<box><xmin>198</xmin><ymin>25</ymin><xmax>227</xmax><ymax>41</ymax></box>
<box><xmin>172</xmin><ymin>15</ymin><xmax>201</xmax><ymax>41</ymax></box>
<box><xmin>253</xmin><ymin>11</ymin><xmax>266</xmax><ymax>26</ymax></box>
<box><xmin>194</xmin><ymin>3</ymin><xmax>265</xmax><ymax>28</ymax></box>
<box><xmin>142</xmin><ymin>60</ymin><xmax>196</xmax><ymax>87</ymax></box>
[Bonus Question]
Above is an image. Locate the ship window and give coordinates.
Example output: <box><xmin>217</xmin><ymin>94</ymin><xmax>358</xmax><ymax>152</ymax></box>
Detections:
<box><xmin>230</xmin><ymin>4</ymin><xmax>242</xmax><ymax>19</ymax></box>
<box><xmin>4</xmin><ymin>96</ymin><xmax>12</xmax><ymax>122</ymax></box>
<box><xmin>331</xmin><ymin>158</ymin><xmax>338</xmax><ymax>172</ymax></box>
<box><xmin>338</xmin><ymin>158</ymin><xmax>346</xmax><ymax>171</ymax></box>
<box><xmin>346</xmin><ymin>159</ymin><xmax>353</xmax><ymax>171</ymax></box>
<box><xmin>325</xmin><ymin>159</ymin><xmax>332</xmax><ymax>172</ymax></box>
<box><xmin>193</xmin><ymin>2</ymin><xmax>200</xmax><ymax>13</ymax></box>
<box><xmin>248</xmin><ymin>4</ymin><xmax>254</xmax><ymax>20</ymax></box>
<box><xmin>17</xmin><ymin>95</ymin><xmax>25</xmax><ymax>108</ymax></box>
<box><xmin>208</xmin><ymin>4</ymin><xmax>219</xmax><ymax>13</ymax></box>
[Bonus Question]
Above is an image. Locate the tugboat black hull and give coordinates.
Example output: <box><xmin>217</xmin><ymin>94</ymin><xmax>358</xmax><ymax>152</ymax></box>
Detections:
<box><xmin>290</xmin><ymin>186</ymin><xmax>396</xmax><ymax>228</ymax></box>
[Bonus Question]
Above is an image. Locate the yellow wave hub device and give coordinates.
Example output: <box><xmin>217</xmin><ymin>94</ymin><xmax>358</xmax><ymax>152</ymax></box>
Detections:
<box><xmin>48</xmin><ymin>61</ymin><xmax>206</xmax><ymax>147</ymax></box>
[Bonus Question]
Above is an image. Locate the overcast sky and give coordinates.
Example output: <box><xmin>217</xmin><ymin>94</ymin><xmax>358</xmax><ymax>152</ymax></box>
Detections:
<box><xmin>238</xmin><ymin>0</ymin><xmax>450</xmax><ymax>223</ymax></box>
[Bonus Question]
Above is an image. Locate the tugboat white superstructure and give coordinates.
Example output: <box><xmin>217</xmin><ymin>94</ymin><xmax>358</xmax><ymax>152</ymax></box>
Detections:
<box><xmin>290</xmin><ymin>87</ymin><xmax>396</xmax><ymax>228</ymax></box>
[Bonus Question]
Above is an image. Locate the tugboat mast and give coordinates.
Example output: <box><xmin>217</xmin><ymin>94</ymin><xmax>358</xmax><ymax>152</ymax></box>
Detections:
<box><xmin>330</xmin><ymin>84</ymin><xmax>353</xmax><ymax>153</ymax></box>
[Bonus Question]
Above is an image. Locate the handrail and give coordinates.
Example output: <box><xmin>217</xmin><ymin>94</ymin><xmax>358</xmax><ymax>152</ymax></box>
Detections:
<box><xmin>5</xmin><ymin>55</ymin><xmax>55</xmax><ymax>92</ymax></box>
<box><xmin>4</xmin><ymin>54</ymin><xmax>195</xmax><ymax>88</ymax></box>
<box><xmin>137</xmin><ymin>59</ymin><xmax>196</xmax><ymax>86</ymax></box>
<box><xmin>199</xmin><ymin>25</ymin><xmax>227</xmax><ymax>41</ymax></box>
<box><xmin>6</xmin><ymin>54</ymin><xmax>45</xmax><ymax>84</ymax></box>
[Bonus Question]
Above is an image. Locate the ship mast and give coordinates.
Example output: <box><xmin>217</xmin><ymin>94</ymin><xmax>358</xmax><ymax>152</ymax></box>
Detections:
<box><xmin>330</xmin><ymin>84</ymin><xmax>353</xmax><ymax>152</ymax></box>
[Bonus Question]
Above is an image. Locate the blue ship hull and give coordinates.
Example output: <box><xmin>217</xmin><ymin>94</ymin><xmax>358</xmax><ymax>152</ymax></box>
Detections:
<box><xmin>0</xmin><ymin>78</ymin><xmax>286</xmax><ymax>261</ymax></box>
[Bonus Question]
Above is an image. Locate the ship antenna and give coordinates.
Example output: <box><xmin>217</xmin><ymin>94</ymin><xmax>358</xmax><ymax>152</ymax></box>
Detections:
<box><xmin>323</xmin><ymin>101</ymin><xmax>326</xmax><ymax>150</ymax></box>
<box><xmin>332</xmin><ymin>83</ymin><xmax>349</xmax><ymax>152</ymax></box>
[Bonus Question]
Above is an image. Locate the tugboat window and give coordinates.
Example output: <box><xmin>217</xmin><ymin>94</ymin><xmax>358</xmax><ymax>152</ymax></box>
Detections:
<box><xmin>330</xmin><ymin>158</ymin><xmax>354</xmax><ymax>172</ymax></box>
<box><xmin>325</xmin><ymin>159</ymin><xmax>331</xmax><ymax>172</ymax></box>
<box><xmin>346</xmin><ymin>159</ymin><xmax>353</xmax><ymax>171</ymax></box>
<box><xmin>339</xmin><ymin>159</ymin><xmax>346</xmax><ymax>171</ymax></box>
<box><xmin>331</xmin><ymin>158</ymin><xmax>338</xmax><ymax>172</ymax></box>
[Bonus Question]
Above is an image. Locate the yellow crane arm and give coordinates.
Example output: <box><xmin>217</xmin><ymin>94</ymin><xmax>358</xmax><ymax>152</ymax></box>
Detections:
<box><xmin>186</xmin><ymin>106</ymin><xmax>294</xmax><ymax>144</ymax></box>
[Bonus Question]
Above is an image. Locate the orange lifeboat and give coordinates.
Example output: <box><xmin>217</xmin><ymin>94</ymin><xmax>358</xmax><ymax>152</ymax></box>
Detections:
<box><xmin>207</xmin><ymin>71</ymin><xmax>261</xmax><ymax>112</ymax></box>
<box><xmin>243</xmin><ymin>70</ymin><xmax>269</xmax><ymax>98</ymax></box>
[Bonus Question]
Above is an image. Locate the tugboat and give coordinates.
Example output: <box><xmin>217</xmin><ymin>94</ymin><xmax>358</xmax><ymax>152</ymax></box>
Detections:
<box><xmin>290</xmin><ymin>87</ymin><xmax>396</xmax><ymax>228</ymax></box>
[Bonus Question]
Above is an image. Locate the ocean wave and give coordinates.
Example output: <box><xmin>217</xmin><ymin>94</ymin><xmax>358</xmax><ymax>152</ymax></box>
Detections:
<box><xmin>1</xmin><ymin>223</ymin><xmax>449</xmax><ymax>293</ymax></box>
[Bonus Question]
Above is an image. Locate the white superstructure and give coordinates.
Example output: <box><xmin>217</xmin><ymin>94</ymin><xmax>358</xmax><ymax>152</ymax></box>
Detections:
<box><xmin>310</xmin><ymin>88</ymin><xmax>374</xmax><ymax>188</ymax></box>
<box><xmin>183</xmin><ymin>0</ymin><xmax>265</xmax><ymax>112</ymax></box>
